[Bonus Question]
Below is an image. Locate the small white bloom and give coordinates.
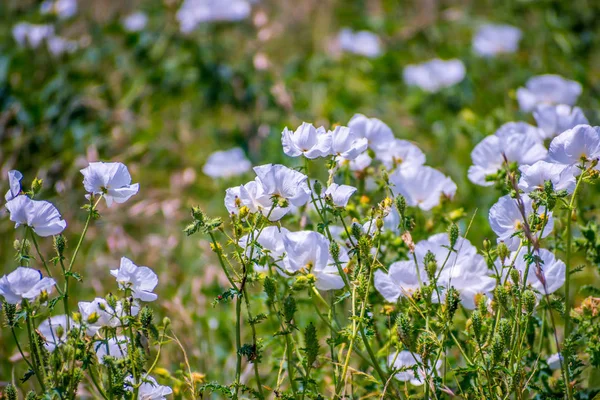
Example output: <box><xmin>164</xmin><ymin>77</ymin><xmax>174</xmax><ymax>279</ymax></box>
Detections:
<box><xmin>126</xmin><ymin>375</ymin><xmax>173</xmax><ymax>399</ymax></box>
<box><xmin>388</xmin><ymin>351</ymin><xmax>441</xmax><ymax>386</ymax></box>
<box><xmin>6</xmin><ymin>196</ymin><xmax>67</xmax><ymax>237</ymax></box>
<box><xmin>224</xmin><ymin>180</ymin><xmax>289</xmax><ymax>221</ymax></box>
<box><xmin>38</xmin><ymin>315</ymin><xmax>75</xmax><ymax>352</ymax></box>
<box><xmin>375</xmin><ymin>139</ymin><xmax>426</xmax><ymax>171</ymax></box>
<box><xmin>547</xmin><ymin>353</ymin><xmax>563</xmax><ymax>370</ymax></box>
<box><xmin>336</xmin><ymin>152</ymin><xmax>372</xmax><ymax>172</ymax></box>
<box><xmin>253</xmin><ymin>164</ymin><xmax>311</xmax><ymax>207</ymax></box>
<box><xmin>518</xmin><ymin>161</ymin><xmax>576</xmax><ymax>193</ymax></box>
<box><xmin>0</xmin><ymin>267</ymin><xmax>56</xmax><ymax>304</ymax></box>
<box><xmin>489</xmin><ymin>194</ymin><xmax>554</xmax><ymax>250</ymax></box>
<box><xmin>504</xmin><ymin>248</ymin><xmax>566</xmax><ymax>296</ymax></box>
<box><xmin>374</xmin><ymin>261</ymin><xmax>424</xmax><ymax>303</ymax></box>
<box><xmin>548</xmin><ymin>124</ymin><xmax>600</xmax><ymax>168</ymax></box>
<box><xmin>473</xmin><ymin>24</ymin><xmax>522</xmax><ymax>57</ymax></box>
<box><xmin>203</xmin><ymin>147</ymin><xmax>252</xmax><ymax>178</ymax></box>
<box><xmin>324</xmin><ymin>183</ymin><xmax>357</xmax><ymax>207</ymax></box>
<box><xmin>389</xmin><ymin>166</ymin><xmax>456</xmax><ymax>211</ymax></box>
<box><xmin>338</xmin><ymin>28</ymin><xmax>382</xmax><ymax>58</ymax></box>
<box><xmin>110</xmin><ymin>257</ymin><xmax>158</xmax><ymax>302</ymax></box>
<box><xmin>12</xmin><ymin>23</ymin><xmax>55</xmax><ymax>48</ymax></box>
<box><xmin>95</xmin><ymin>336</ymin><xmax>128</xmax><ymax>364</ymax></box>
<box><xmin>330</xmin><ymin>126</ymin><xmax>368</xmax><ymax>160</ymax></box>
<box><xmin>40</xmin><ymin>0</ymin><xmax>77</xmax><ymax>19</ymax></box>
<box><xmin>533</xmin><ymin>104</ymin><xmax>589</xmax><ymax>139</ymax></box>
<box><xmin>177</xmin><ymin>0</ymin><xmax>251</xmax><ymax>33</ymax></box>
<box><xmin>348</xmin><ymin>114</ymin><xmax>395</xmax><ymax>151</ymax></box>
<box><xmin>5</xmin><ymin>170</ymin><xmax>23</xmax><ymax>201</ymax></box>
<box><xmin>495</xmin><ymin>121</ymin><xmax>545</xmax><ymax>142</ymax></box>
<box><xmin>81</xmin><ymin>162</ymin><xmax>140</xmax><ymax>207</ymax></box>
<box><xmin>78</xmin><ymin>298</ymin><xmax>139</xmax><ymax>336</ymax></box>
<box><xmin>517</xmin><ymin>74</ymin><xmax>582</xmax><ymax>112</ymax></box>
<box><xmin>281</xmin><ymin>123</ymin><xmax>331</xmax><ymax>159</ymax></box>
<box><xmin>123</xmin><ymin>12</ymin><xmax>148</xmax><ymax>32</ymax></box>
<box><xmin>403</xmin><ymin>59</ymin><xmax>466</xmax><ymax>93</ymax></box>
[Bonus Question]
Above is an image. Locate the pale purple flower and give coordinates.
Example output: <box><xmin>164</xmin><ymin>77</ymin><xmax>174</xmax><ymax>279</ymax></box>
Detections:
<box><xmin>40</xmin><ymin>0</ymin><xmax>77</xmax><ymax>19</ymax></box>
<box><xmin>177</xmin><ymin>0</ymin><xmax>251</xmax><ymax>33</ymax></box>
<box><xmin>123</xmin><ymin>12</ymin><xmax>148</xmax><ymax>32</ymax></box>
<box><xmin>5</xmin><ymin>170</ymin><xmax>23</xmax><ymax>201</ymax></box>
<box><xmin>282</xmin><ymin>123</ymin><xmax>332</xmax><ymax>159</ymax></box>
<box><xmin>518</xmin><ymin>161</ymin><xmax>576</xmax><ymax>193</ymax></box>
<box><xmin>253</xmin><ymin>164</ymin><xmax>311</xmax><ymax>207</ymax></box>
<box><xmin>324</xmin><ymin>183</ymin><xmax>357</xmax><ymax>207</ymax></box>
<box><xmin>403</xmin><ymin>59</ymin><xmax>466</xmax><ymax>93</ymax></box>
<box><xmin>6</xmin><ymin>196</ymin><xmax>67</xmax><ymax>236</ymax></box>
<box><xmin>375</xmin><ymin>139</ymin><xmax>426</xmax><ymax>171</ymax></box>
<box><xmin>330</xmin><ymin>126</ymin><xmax>368</xmax><ymax>160</ymax></box>
<box><xmin>548</xmin><ymin>124</ymin><xmax>600</xmax><ymax>168</ymax></box>
<box><xmin>534</xmin><ymin>104</ymin><xmax>589</xmax><ymax>139</ymax></box>
<box><xmin>12</xmin><ymin>23</ymin><xmax>55</xmax><ymax>48</ymax></box>
<box><xmin>0</xmin><ymin>267</ymin><xmax>56</xmax><ymax>304</ymax></box>
<box><xmin>473</xmin><ymin>24</ymin><xmax>521</xmax><ymax>57</ymax></box>
<box><xmin>338</xmin><ymin>29</ymin><xmax>382</xmax><ymax>58</ymax></box>
<box><xmin>95</xmin><ymin>336</ymin><xmax>128</xmax><ymax>364</ymax></box>
<box><xmin>78</xmin><ymin>298</ymin><xmax>139</xmax><ymax>336</ymax></box>
<box><xmin>517</xmin><ymin>75</ymin><xmax>582</xmax><ymax>112</ymax></box>
<box><xmin>388</xmin><ymin>351</ymin><xmax>441</xmax><ymax>386</ymax></box>
<box><xmin>348</xmin><ymin>114</ymin><xmax>395</xmax><ymax>151</ymax></box>
<box><xmin>504</xmin><ymin>248</ymin><xmax>566</xmax><ymax>296</ymax></box>
<box><xmin>389</xmin><ymin>166</ymin><xmax>456</xmax><ymax>211</ymax></box>
<box><xmin>81</xmin><ymin>162</ymin><xmax>140</xmax><ymax>207</ymax></box>
<box><xmin>126</xmin><ymin>375</ymin><xmax>173</xmax><ymax>399</ymax></box>
<box><xmin>38</xmin><ymin>315</ymin><xmax>76</xmax><ymax>352</ymax></box>
<box><xmin>110</xmin><ymin>257</ymin><xmax>158</xmax><ymax>302</ymax></box>
<box><xmin>203</xmin><ymin>148</ymin><xmax>251</xmax><ymax>178</ymax></box>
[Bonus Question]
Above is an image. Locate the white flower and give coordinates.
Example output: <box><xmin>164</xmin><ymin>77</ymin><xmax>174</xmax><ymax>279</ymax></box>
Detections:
<box><xmin>225</xmin><ymin>180</ymin><xmax>289</xmax><ymax>221</ymax></box>
<box><xmin>547</xmin><ymin>353</ymin><xmax>563</xmax><ymax>370</ymax></box>
<box><xmin>253</xmin><ymin>164</ymin><xmax>311</xmax><ymax>208</ymax></box>
<box><xmin>403</xmin><ymin>59</ymin><xmax>466</xmax><ymax>93</ymax></box>
<box><xmin>468</xmin><ymin>130</ymin><xmax>547</xmax><ymax>186</ymax></box>
<box><xmin>80</xmin><ymin>162</ymin><xmax>140</xmax><ymax>207</ymax></box>
<box><xmin>330</xmin><ymin>126</ymin><xmax>368</xmax><ymax>160</ymax></box>
<box><xmin>38</xmin><ymin>315</ymin><xmax>75</xmax><ymax>352</ymax></box>
<box><xmin>473</xmin><ymin>24</ymin><xmax>522</xmax><ymax>57</ymax></box>
<box><xmin>0</xmin><ymin>267</ymin><xmax>56</xmax><ymax>304</ymax></box>
<box><xmin>495</xmin><ymin>121</ymin><xmax>545</xmax><ymax>142</ymax></box>
<box><xmin>324</xmin><ymin>183</ymin><xmax>356</xmax><ymax>207</ymax></box>
<box><xmin>40</xmin><ymin>0</ymin><xmax>77</xmax><ymax>19</ymax></box>
<box><xmin>489</xmin><ymin>194</ymin><xmax>554</xmax><ymax>251</ymax></box>
<box><xmin>518</xmin><ymin>161</ymin><xmax>576</xmax><ymax>193</ymax></box>
<box><xmin>338</xmin><ymin>28</ymin><xmax>382</xmax><ymax>58</ymax></box>
<box><xmin>47</xmin><ymin>36</ymin><xmax>78</xmax><ymax>56</ymax></box>
<box><xmin>123</xmin><ymin>12</ymin><xmax>148</xmax><ymax>32</ymax></box>
<box><xmin>336</xmin><ymin>152</ymin><xmax>372</xmax><ymax>172</ymax></box>
<box><xmin>388</xmin><ymin>351</ymin><xmax>441</xmax><ymax>386</ymax></box>
<box><xmin>177</xmin><ymin>0</ymin><xmax>251</xmax><ymax>33</ymax></box>
<box><xmin>78</xmin><ymin>298</ymin><xmax>139</xmax><ymax>336</ymax></box>
<box><xmin>375</xmin><ymin>139</ymin><xmax>426</xmax><ymax>171</ymax></box>
<box><xmin>281</xmin><ymin>123</ymin><xmax>331</xmax><ymax>159</ymax></box>
<box><xmin>389</xmin><ymin>166</ymin><xmax>456</xmax><ymax>211</ymax></box>
<box><xmin>374</xmin><ymin>261</ymin><xmax>424</xmax><ymax>303</ymax></box>
<box><xmin>282</xmin><ymin>231</ymin><xmax>345</xmax><ymax>291</ymax></box>
<box><xmin>517</xmin><ymin>75</ymin><xmax>582</xmax><ymax>112</ymax></box>
<box><xmin>95</xmin><ymin>336</ymin><xmax>128</xmax><ymax>364</ymax></box>
<box><xmin>548</xmin><ymin>124</ymin><xmax>600</xmax><ymax>168</ymax></box>
<box><xmin>505</xmin><ymin>248</ymin><xmax>566</xmax><ymax>296</ymax></box>
<box><xmin>347</xmin><ymin>114</ymin><xmax>395</xmax><ymax>151</ymax></box>
<box><xmin>533</xmin><ymin>104</ymin><xmax>589</xmax><ymax>139</ymax></box>
<box><xmin>6</xmin><ymin>196</ymin><xmax>67</xmax><ymax>237</ymax></box>
<box><xmin>126</xmin><ymin>375</ymin><xmax>173</xmax><ymax>399</ymax></box>
<box><xmin>110</xmin><ymin>257</ymin><xmax>158</xmax><ymax>302</ymax></box>
<box><xmin>12</xmin><ymin>23</ymin><xmax>54</xmax><ymax>48</ymax></box>
<box><xmin>239</xmin><ymin>226</ymin><xmax>289</xmax><ymax>259</ymax></box>
<box><xmin>5</xmin><ymin>170</ymin><xmax>23</xmax><ymax>201</ymax></box>
<box><xmin>203</xmin><ymin>147</ymin><xmax>252</xmax><ymax>178</ymax></box>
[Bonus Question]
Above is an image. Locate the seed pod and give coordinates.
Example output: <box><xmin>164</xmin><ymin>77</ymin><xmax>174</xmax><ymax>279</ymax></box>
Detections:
<box><xmin>483</xmin><ymin>238</ymin><xmax>491</xmax><ymax>252</ymax></box>
<box><xmin>396</xmin><ymin>313</ymin><xmax>413</xmax><ymax>346</ymax></box>
<box><xmin>263</xmin><ymin>276</ymin><xmax>277</xmax><ymax>302</ymax></box>
<box><xmin>283</xmin><ymin>295</ymin><xmax>297</xmax><ymax>324</ymax></box>
<box><xmin>471</xmin><ymin>310</ymin><xmax>483</xmax><ymax>341</ymax></box>
<box><xmin>395</xmin><ymin>195</ymin><xmax>406</xmax><ymax>219</ymax></box>
<box><xmin>313</xmin><ymin>180</ymin><xmax>322</xmax><ymax>196</ymax></box>
<box><xmin>498</xmin><ymin>318</ymin><xmax>511</xmax><ymax>346</ymax></box>
<box><xmin>510</xmin><ymin>268</ymin><xmax>521</xmax><ymax>286</ymax></box>
<box><xmin>497</xmin><ymin>242</ymin><xmax>509</xmax><ymax>264</ymax></box>
<box><xmin>523</xmin><ymin>290</ymin><xmax>537</xmax><ymax>314</ymax></box>
<box><xmin>491</xmin><ymin>334</ymin><xmax>504</xmax><ymax>365</ymax></box>
<box><xmin>445</xmin><ymin>287</ymin><xmax>460</xmax><ymax>323</ymax></box>
<box><xmin>5</xmin><ymin>383</ymin><xmax>17</xmax><ymax>400</ymax></box>
<box><xmin>351</xmin><ymin>222</ymin><xmax>362</xmax><ymax>241</ymax></box>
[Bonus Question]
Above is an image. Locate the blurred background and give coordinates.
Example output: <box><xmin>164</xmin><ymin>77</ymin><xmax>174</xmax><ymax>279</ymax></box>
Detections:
<box><xmin>1</xmin><ymin>0</ymin><xmax>600</xmax><ymax>392</ymax></box>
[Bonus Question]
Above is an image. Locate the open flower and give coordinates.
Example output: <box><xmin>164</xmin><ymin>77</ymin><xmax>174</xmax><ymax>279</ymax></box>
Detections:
<box><xmin>80</xmin><ymin>162</ymin><xmax>140</xmax><ymax>207</ymax></box>
<box><xmin>548</xmin><ymin>124</ymin><xmax>600</xmax><ymax>168</ymax></box>
<box><xmin>203</xmin><ymin>148</ymin><xmax>252</xmax><ymax>178</ymax></box>
<box><xmin>517</xmin><ymin>74</ymin><xmax>582</xmax><ymax>112</ymax></box>
<box><xmin>375</xmin><ymin>139</ymin><xmax>426</xmax><ymax>171</ymax></box>
<box><xmin>95</xmin><ymin>336</ymin><xmax>129</xmax><ymax>364</ymax></box>
<box><xmin>78</xmin><ymin>298</ymin><xmax>139</xmax><ymax>336</ymax></box>
<box><xmin>253</xmin><ymin>164</ymin><xmax>311</xmax><ymax>207</ymax></box>
<box><xmin>518</xmin><ymin>161</ymin><xmax>576</xmax><ymax>193</ymax></box>
<box><xmin>177</xmin><ymin>0</ymin><xmax>251</xmax><ymax>33</ymax></box>
<box><xmin>403</xmin><ymin>59</ymin><xmax>466</xmax><ymax>93</ymax></box>
<box><xmin>12</xmin><ymin>23</ymin><xmax>54</xmax><ymax>48</ymax></box>
<box><xmin>473</xmin><ymin>23</ymin><xmax>522</xmax><ymax>57</ymax></box>
<box><xmin>389</xmin><ymin>166</ymin><xmax>456</xmax><ymax>210</ymax></box>
<box><xmin>489</xmin><ymin>194</ymin><xmax>554</xmax><ymax>250</ymax></box>
<box><xmin>5</xmin><ymin>170</ymin><xmax>23</xmax><ymax>201</ymax></box>
<box><xmin>330</xmin><ymin>126</ymin><xmax>368</xmax><ymax>160</ymax></box>
<box><xmin>336</xmin><ymin>152</ymin><xmax>372</xmax><ymax>172</ymax></box>
<box><xmin>123</xmin><ymin>12</ymin><xmax>148</xmax><ymax>32</ymax></box>
<box><xmin>533</xmin><ymin>104</ymin><xmax>589</xmax><ymax>139</ymax></box>
<box><xmin>324</xmin><ymin>183</ymin><xmax>357</xmax><ymax>207</ymax></box>
<box><xmin>126</xmin><ymin>375</ymin><xmax>173</xmax><ymax>399</ymax></box>
<box><xmin>282</xmin><ymin>122</ymin><xmax>332</xmax><ymax>159</ymax></box>
<box><xmin>504</xmin><ymin>249</ymin><xmax>565</xmax><ymax>296</ymax></box>
<box><xmin>374</xmin><ymin>261</ymin><xmax>424</xmax><ymax>303</ymax></box>
<box><xmin>5</xmin><ymin>196</ymin><xmax>67</xmax><ymax>236</ymax></box>
<box><xmin>110</xmin><ymin>257</ymin><xmax>158</xmax><ymax>302</ymax></box>
<box><xmin>347</xmin><ymin>114</ymin><xmax>395</xmax><ymax>151</ymax></box>
<box><xmin>338</xmin><ymin>29</ymin><xmax>382</xmax><ymax>58</ymax></box>
<box><xmin>388</xmin><ymin>351</ymin><xmax>442</xmax><ymax>386</ymax></box>
<box><xmin>0</xmin><ymin>267</ymin><xmax>56</xmax><ymax>304</ymax></box>
<box><xmin>38</xmin><ymin>315</ymin><xmax>76</xmax><ymax>352</ymax></box>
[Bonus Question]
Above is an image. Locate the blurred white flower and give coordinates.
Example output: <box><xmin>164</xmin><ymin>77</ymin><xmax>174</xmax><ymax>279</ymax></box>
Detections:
<box><xmin>495</xmin><ymin>121</ymin><xmax>545</xmax><ymax>142</ymax></box>
<box><xmin>518</xmin><ymin>161</ymin><xmax>576</xmax><ymax>193</ymax></box>
<box><xmin>123</xmin><ymin>12</ymin><xmax>148</xmax><ymax>32</ymax></box>
<box><xmin>5</xmin><ymin>170</ymin><xmax>23</xmax><ymax>202</ymax></box>
<box><xmin>338</xmin><ymin>28</ymin><xmax>382</xmax><ymax>58</ymax></box>
<box><xmin>489</xmin><ymin>194</ymin><xmax>554</xmax><ymax>250</ymax></box>
<box><xmin>388</xmin><ymin>351</ymin><xmax>441</xmax><ymax>386</ymax></box>
<box><xmin>547</xmin><ymin>353</ymin><xmax>563</xmax><ymax>370</ymax></box>
<box><xmin>533</xmin><ymin>104</ymin><xmax>588</xmax><ymax>139</ymax></box>
<box><xmin>403</xmin><ymin>59</ymin><xmax>466</xmax><ymax>93</ymax></box>
<box><xmin>389</xmin><ymin>166</ymin><xmax>456</xmax><ymax>211</ymax></box>
<box><xmin>282</xmin><ymin>123</ymin><xmax>332</xmax><ymax>159</ymax></box>
<box><xmin>517</xmin><ymin>74</ymin><xmax>582</xmax><ymax>112</ymax></box>
<box><xmin>548</xmin><ymin>124</ymin><xmax>600</xmax><ymax>168</ymax></box>
<box><xmin>110</xmin><ymin>257</ymin><xmax>158</xmax><ymax>302</ymax></box>
<box><xmin>95</xmin><ymin>336</ymin><xmax>128</xmax><ymax>364</ymax></box>
<box><xmin>336</xmin><ymin>152</ymin><xmax>372</xmax><ymax>172</ymax></box>
<box><xmin>12</xmin><ymin>23</ymin><xmax>55</xmax><ymax>48</ymax></box>
<box><xmin>40</xmin><ymin>0</ymin><xmax>77</xmax><ymax>19</ymax></box>
<box><xmin>38</xmin><ymin>315</ymin><xmax>75</xmax><ymax>352</ymax></box>
<box><xmin>375</xmin><ymin>139</ymin><xmax>426</xmax><ymax>171</ymax></box>
<box><xmin>177</xmin><ymin>0</ymin><xmax>251</xmax><ymax>33</ymax></box>
<box><xmin>81</xmin><ymin>162</ymin><xmax>140</xmax><ymax>207</ymax></box>
<box><xmin>78</xmin><ymin>298</ymin><xmax>139</xmax><ymax>336</ymax></box>
<box><xmin>330</xmin><ymin>126</ymin><xmax>368</xmax><ymax>160</ymax></box>
<box><xmin>126</xmin><ymin>375</ymin><xmax>173</xmax><ymax>399</ymax></box>
<box><xmin>6</xmin><ymin>196</ymin><xmax>67</xmax><ymax>237</ymax></box>
<box><xmin>473</xmin><ymin>24</ymin><xmax>522</xmax><ymax>57</ymax></box>
<box><xmin>47</xmin><ymin>36</ymin><xmax>78</xmax><ymax>56</ymax></box>
<box><xmin>324</xmin><ymin>183</ymin><xmax>356</xmax><ymax>207</ymax></box>
<box><xmin>253</xmin><ymin>164</ymin><xmax>311</xmax><ymax>207</ymax></box>
<box><xmin>203</xmin><ymin>148</ymin><xmax>252</xmax><ymax>178</ymax></box>
<box><xmin>348</xmin><ymin>114</ymin><xmax>395</xmax><ymax>151</ymax></box>
<box><xmin>0</xmin><ymin>267</ymin><xmax>56</xmax><ymax>304</ymax></box>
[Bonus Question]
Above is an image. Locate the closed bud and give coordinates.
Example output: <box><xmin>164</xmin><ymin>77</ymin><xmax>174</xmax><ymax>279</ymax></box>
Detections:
<box><xmin>162</xmin><ymin>317</ymin><xmax>171</xmax><ymax>328</ymax></box>
<box><xmin>53</xmin><ymin>234</ymin><xmax>67</xmax><ymax>255</ymax></box>
<box><xmin>283</xmin><ymin>295</ymin><xmax>296</xmax><ymax>324</ymax></box>
<box><xmin>491</xmin><ymin>334</ymin><xmax>504</xmax><ymax>364</ymax></box>
<box><xmin>445</xmin><ymin>287</ymin><xmax>460</xmax><ymax>323</ymax></box>
<box><xmin>395</xmin><ymin>195</ymin><xmax>406</xmax><ymax>218</ymax></box>
<box><xmin>263</xmin><ymin>276</ymin><xmax>276</xmax><ymax>302</ymax></box>
<box><xmin>523</xmin><ymin>290</ymin><xmax>537</xmax><ymax>314</ymax></box>
<box><xmin>510</xmin><ymin>268</ymin><xmax>521</xmax><ymax>286</ymax></box>
<box><xmin>86</xmin><ymin>312</ymin><xmax>100</xmax><ymax>324</ymax></box>
<box><xmin>495</xmin><ymin>286</ymin><xmax>509</xmax><ymax>309</ymax></box>
<box><xmin>141</xmin><ymin>306</ymin><xmax>154</xmax><ymax>330</ymax></box>
<box><xmin>31</xmin><ymin>177</ymin><xmax>43</xmax><ymax>195</ymax></box>
<box><xmin>72</xmin><ymin>312</ymin><xmax>82</xmax><ymax>324</ymax></box>
<box><xmin>497</xmin><ymin>242</ymin><xmax>509</xmax><ymax>264</ymax></box>
<box><xmin>330</xmin><ymin>241</ymin><xmax>340</xmax><ymax>262</ymax></box>
<box><xmin>39</xmin><ymin>290</ymin><xmax>49</xmax><ymax>303</ymax></box>
<box><xmin>351</xmin><ymin>222</ymin><xmax>362</xmax><ymax>241</ymax></box>
<box><xmin>448</xmin><ymin>223</ymin><xmax>459</xmax><ymax>248</ymax></box>
<box><xmin>426</xmin><ymin>261</ymin><xmax>437</xmax><ymax>281</ymax></box>
<box><xmin>313</xmin><ymin>180</ymin><xmax>322</xmax><ymax>196</ymax></box>
<box><xmin>5</xmin><ymin>383</ymin><xmax>17</xmax><ymax>400</ymax></box>
<box><xmin>483</xmin><ymin>239</ymin><xmax>491</xmax><ymax>252</ymax></box>
<box><xmin>376</xmin><ymin>217</ymin><xmax>384</xmax><ymax>231</ymax></box>
<box><xmin>471</xmin><ymin>310</ymin><xmax>483</xmax><ymax>340</ymax></box>
<box><xmin>106</xmin><ymin>293</ymin><xmax>118</xmax><ymax>309</ymax></box>
<box><xmin>191</xmin><ymin>206</ymin><xmax>205</xmax><ymax>222</ymax></box>
<box><xmin>239</xmin><ymin>206</ymin><xmax>249</xmax><ymax>219</ymax></box>
<box><xmin>3</xmin><ymin>301</ymin><xmax>16</xmax><ymax>327</ymax></box>
<box><xmin>498</xmin><ymin>318</ymin><xmax>511</xmax><ymax>345</ymax></box>
<box><xmin>56</xmin><ymin>324</ymin><xmax>65</xmax><ymax>339</ymax></box>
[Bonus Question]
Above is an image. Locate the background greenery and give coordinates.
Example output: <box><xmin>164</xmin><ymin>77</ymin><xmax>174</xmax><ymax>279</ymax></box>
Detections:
<box><xmin>1</xmin><ymin>0</ymin><xmax>600</xmax><ymax>395</ymax></box>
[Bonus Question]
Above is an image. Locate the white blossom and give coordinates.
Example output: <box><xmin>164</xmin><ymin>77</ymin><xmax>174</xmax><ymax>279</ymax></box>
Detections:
<box><xmin>5</xmin><ymin>170</ymin><xmax>23</xmax><ymax>202</ymax></box>
<box><xmin>12</xmin><ymin>23</ymin><xmax>55</xmax><ymax>48</ymax></box>
<box><xmin>504</xmin><ymin>248</ymin><xmax>566</xmax><ymax>296</ymax></box>
<box><xmin>177</xmin><ymin>0</ymin><xmax>251</xmax><ymax>33</ymax></box>
<box><xmin>547</xmin><ymin>353</ymin><xmax>563</xmax><ymax>370</ymax></box>
<box><xmin>40</xmin><ymin>0</ymin><xmax>77</xmax><ymax>19</ymax></box>
<box><xmin>6</xmin><ymin>196</ymin><xmax>67</xmax><ymax>237</ymax></box>
<box><xmin>95</xmin><ymin>336</ymin><xmax>128</xmax><ymax>364</ymax></box>
<box><xmin>547</xmin><ymin>124</ymin><xmax>600</xmax><ymax>168</ymax></box>
<box><xmin>347</xmin><ymin>114</ymin><xmax>395</xmax><ymax>152</ymax></box>
<box><xmin>389</xmin><ymin>166</ymin><xmax>456</xmax><ymax>211</ymax></box>
<box><xmin>38</xmin><ymin>315</ymin><xmax>75</xmax><ymax>352</ymax></box>
<box><xmin>282</xmin><ymin>123</ymin><xmax>332</xmax><ymax>159</ymax></box>
<box><xmin>330</xmin><ymin>126</ymin><xmax>368</xmax><ymax>160</ymax></box>
<box><xmin>81</xmin><ymin>162</ymin><xmax>140</xmax><ymax>207</ymax></box>
<box><xmin>78</xmin><ymin>298</ymin><xmax>139</xmax><ymax>336</ymax></box>
<box><xmin>336</xmin><ymin>152</ymin><xmax>372</xmax><ymax>172</ymax></box>
<box><xmin>110</xmin><ymin>257</ymin><xmax>158</xmax><ymax>302</ymax></box>
<box><xmin>203</xmin><ymin>147</ymin><xmax>252</xmax><ymax>178</ymax></box>
<box><xmin>0</xmin><ymin>267</ymin><xmax>56</xmax><ymax>304</ymax></box>
<box><xmin>253</xmin><ymin>164</ymin><xmax>311</xmax><ymax>208</ymax></box>
<box><xmin>473</xmin><ymin>24</ymin><xmax>522</xmax><ymax>57</ymax></box>
<box><xmin>324</xmin><ymin>183</ymin><xmax>356</xmax><ymax>207</ymax></box>
<box><xmin>518</xmin><ymin>161</ymin><xmax>576</xmax><ymax>193</ymax></box>
<box><xmin>403</xmin><ymin>59</ymin><xmax>466</xmax><ymax>93</ymax></box>
<box><xmin>337</xmin><ymin>29</ymin><xmax>382</xmax><ymax>58</ymax></box>
<box><xmin>123</xmin><ymin>12</ymin><xmax>148</xmax><ymax>32</ymax></box>
<box><xmin>126</xmin><ymin>375</ymin><xmax>173</xmax><ymax>399</ymax></box>
<box><xmin>533</xmin><ymin>104</ymin><xmax>589</xmax><ymax>139</ymax></box>
<box><xmin>375</xmin><ymin>139</ymin><xmax>426</xmax><ymax>171</ymax></box>
<box><xmin>388</xmin><ymin>351</ymin><xmax>441</xmax><ymax>386</ymax></box>
<box><xmin>517</xmin><ymin>74</ymin><xmax>582</xmax><ymax>112</ymax></box>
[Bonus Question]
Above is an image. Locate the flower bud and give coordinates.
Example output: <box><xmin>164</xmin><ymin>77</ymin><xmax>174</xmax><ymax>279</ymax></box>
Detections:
<box><xmin>351</xmin><ymin>222</ymin><xmax>362</xmax><ymax>241</ymax></box>
<box><xmin>523</xmin><ymin>290</ymin><xmax>537</xmax><ymax>314</ymax></box>
<box><xmin>239</xmin><ymin>206</ymin><xmax>250</xmax><ymax>219</ymax></box>
<box><xmin>495</xmin><ymin>286</ymin><xmax>509</xmax><ymax>309</ymax></box>
<box><xmin>5</xmin><ymin>383</ymin><xmax>17</xmax><ymax>400</ymax></box>
<box><xmin>87</xmin><ymin>312</ymin><xmax>100</xmax><ymax>324</ymax></box>
<box><xmin>471</xmin><ymin>310</ymin><xmax>483</xmax><ymax>341</ymax></box>
<box><xmin>491</xmin><ymin>334</ymin><xmax>504</xmax><ymax>365</ymax></box>
<box><xmin>483</xmin><ymin>238</ymin><xmax>491</xmax><ymax>252</ymax></box>
<box><xmin>497</xmin><ymin>242</ymin><xmax>509</xmax><ymax>264</ymax></box>
<box><xmin>375</xmin><ymin>217</ymin><xmax>384</xmax><ymax>231</ymax></box>
<box><xmin>31</xmin><ymin>177</ymin><xmax>43</xmax><ymax>196</ymax></box>
<box><xmin>313</xmin><ymin>180</ymin><xmax>322</xmax><ymax>196</ymax></box>
<box><xmin>56</xmin><ymin>324</ymin><xmax>65</xmax><ymax>339</ymax></box>
<box><xmin>395</xmin><ymin>195</ymin><xmax>406</xmax><ymax>219</ymax></box>
<box><xmin>263</xmin><ymin>276</ymin><xmax>277</xmax><ymax>301</ymax></box>
<box><xmin>2</xmin><ymin>301</ymin><xmax>16</xmax><ymax>327</ymax></box>
<box><xmin>396</xmin><ymin>313</ymin><xmax>412</xmax><ymax>346</ymax></box>
<box><xmin>448</xmin><ymin>223</ymin><xmax>459</xmax><ymax>248</ymax></box>
<box><xmin>426</xmin><ymin>261</ymin><xmax>437</xmax><ymax>281</ymax></box>
<box><xmin>162</xmin><ymin>317</ymin><xmax>171</xmax><ymax>329</ymax></box>
<box><xmin>330</xmin><ymin>241</ymin><xmax>340</xmax><ymax>262</ymax></box>
<box><xmin>72</xmin><ymin>312</ymin><xmax>82</xmax><ymax>324</ymax></box>
<box><xmin>510</xmin><ymin>268</ymin><xmax>521</xmax><ymax>286</ymax></box>
<box><xmin>283</xmin><ymin>295</ymin><xmax>296</xmax><ymax>323</ymax></box>
<box><xmin>445</xmin><ymin>287</ymin><xmax>460</xmax><ymax>323</ymax></box>
<box><xmin>39</xmin><ymin>290</ymin><xmax>49</xmax><ymax>304</ymax></box>
<box><xmin>498</xmin><ymin>318</ymin><xmax>511</xmax><ymax>345</ymax></box>
<box><xmin>53</xmin><ymin>234</ymin><xmax>67</xmax><ymax>255</ymax></box>
<box><xmin>141</xmin><ymin>306</ymin><xmax>154</xmax><ymax>330</ymax></box>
